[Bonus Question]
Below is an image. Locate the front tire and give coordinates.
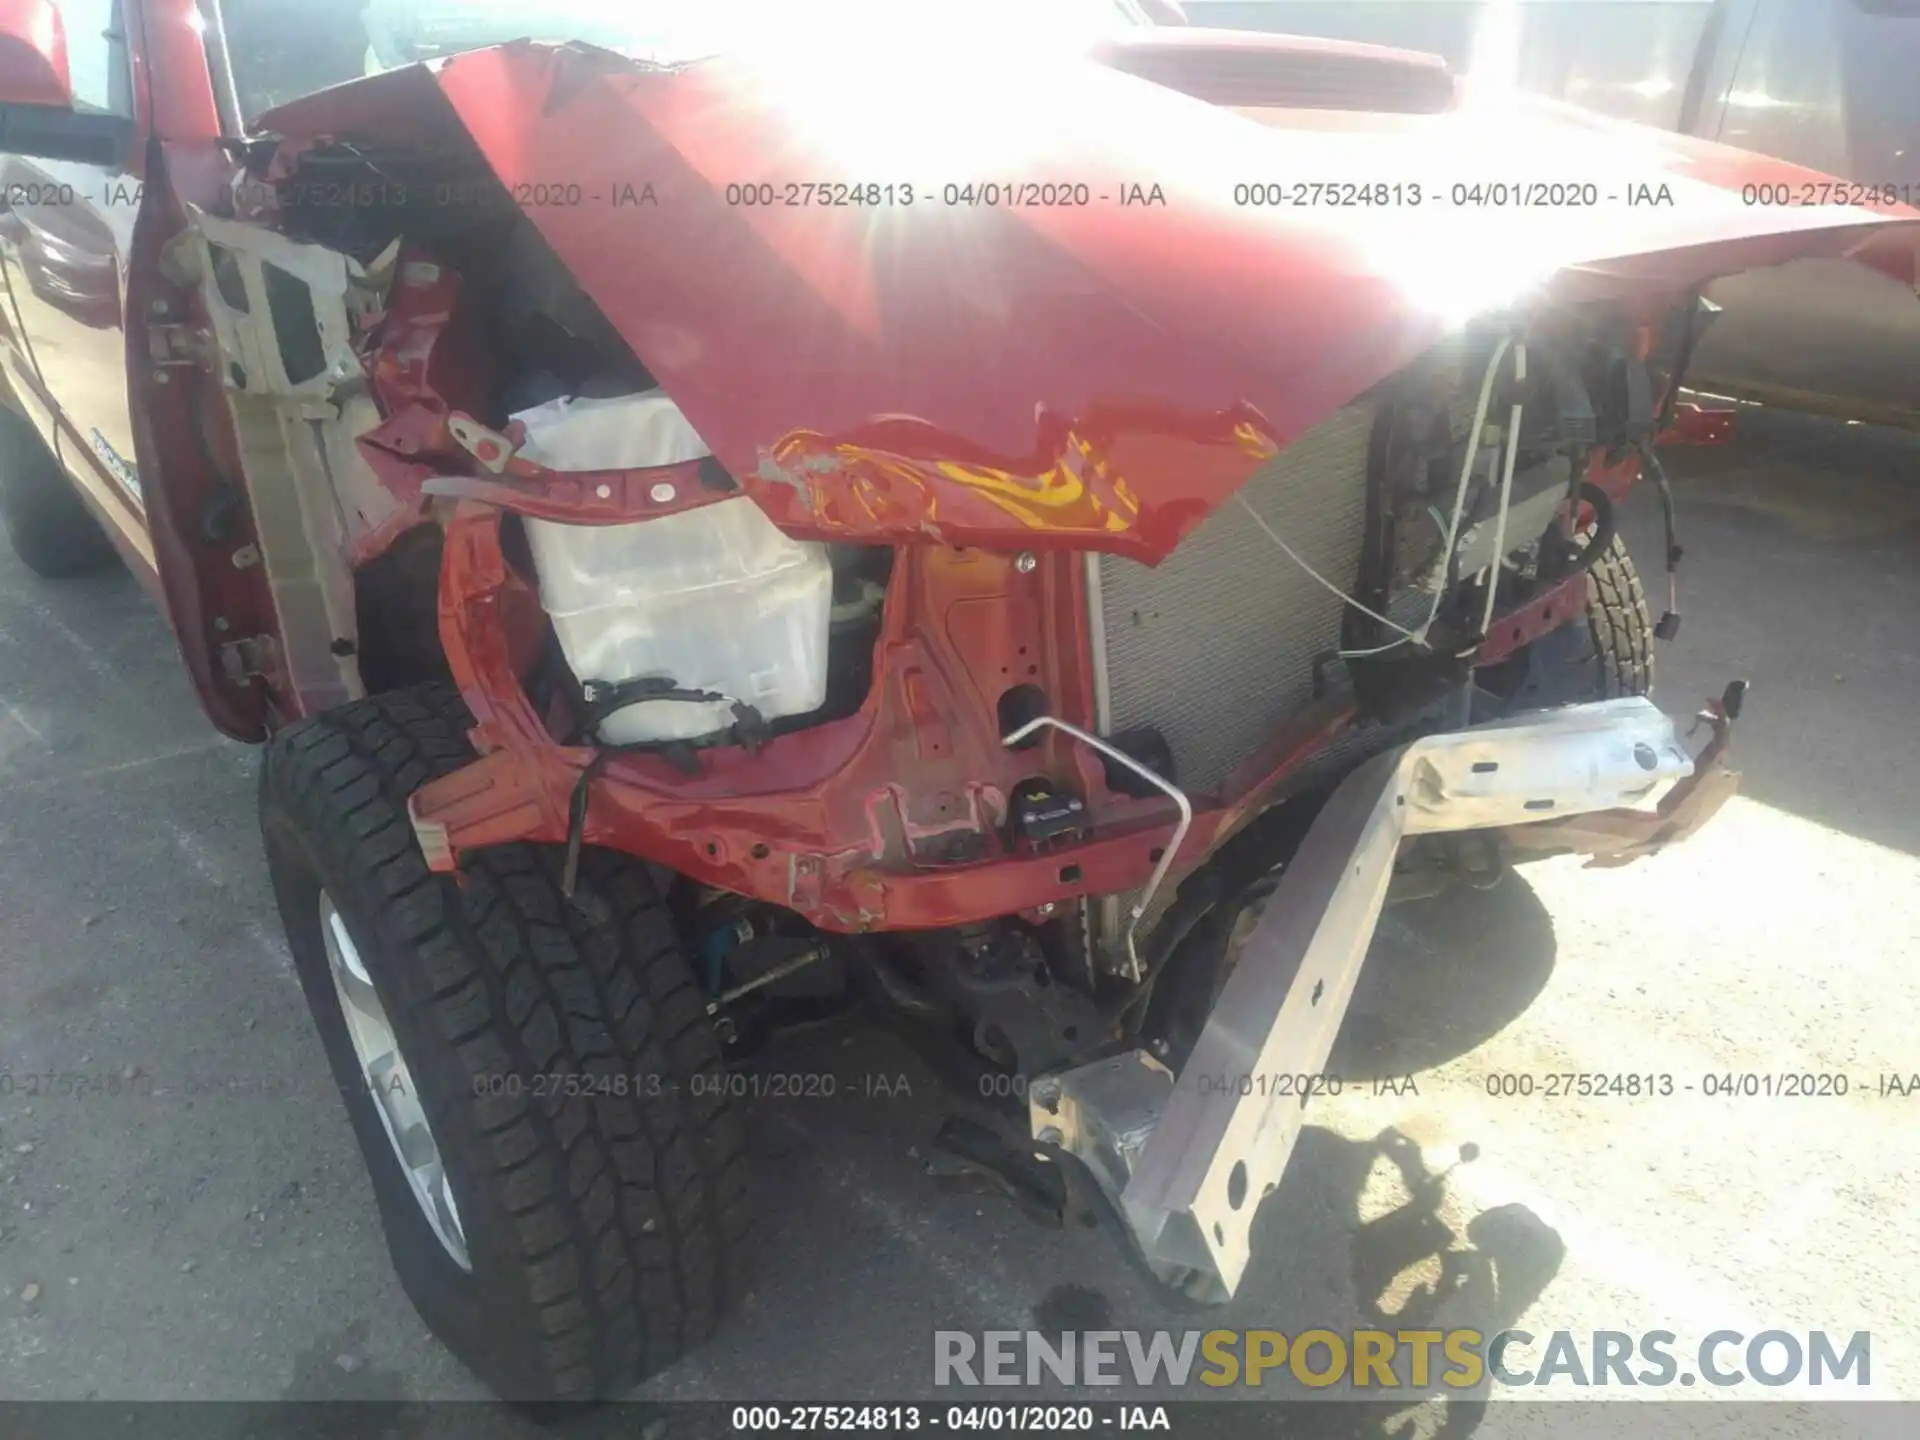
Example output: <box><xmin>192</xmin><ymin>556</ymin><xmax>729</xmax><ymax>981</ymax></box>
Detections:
<box><xmin>1476</xmin><ymin>534</ymin><xmax>1655</xmax><ymax>715</ymax></box>
<box><xmin>1581</xmin><ymin>533</ymin><xmax>1654</xmax><ymax>699</ymax></box>
<box><xmin>0</xmin><ymin>410</ymin><xmax>118</xmax><ymax>578</ymax></box>
<box><xmin>260</xmin><ymin>683</ymin><xmax>748</xmax><ymax>1401</ymax></box>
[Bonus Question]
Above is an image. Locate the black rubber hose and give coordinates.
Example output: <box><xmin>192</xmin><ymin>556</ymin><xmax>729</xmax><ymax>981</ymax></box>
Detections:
<box><xmin>1545</xmin><ymin>480</ymin><xmax>1617</xmax><ymax>580</ymax></box>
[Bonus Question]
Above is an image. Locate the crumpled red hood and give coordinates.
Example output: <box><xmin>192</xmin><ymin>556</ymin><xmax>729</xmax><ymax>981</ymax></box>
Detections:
<box><xmin>262</xmin><ymin>40</ymin><xmax>1920</xmax><ymax>561</ymax></box>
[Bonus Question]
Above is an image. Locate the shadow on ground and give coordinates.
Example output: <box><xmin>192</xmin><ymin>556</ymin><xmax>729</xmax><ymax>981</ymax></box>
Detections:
<box><xmin>1645</xmin><ymin>407</ymin><xmax>1920</xmax><ymax>856</ymax></box>
<box><xmin>1334</xmin><ymin>878</ymin><xmax>1557</xmax><ymax>1081</ymax></box>
<box><xmin>108</xmin><ymin>1118</ymin><xmax>1564</xmax><ymax>1440</ymax></box>
<box><xmin>211</xmin><ymin>815</ymin><xmax>1568</xmax><ymax>1433</ymax></box>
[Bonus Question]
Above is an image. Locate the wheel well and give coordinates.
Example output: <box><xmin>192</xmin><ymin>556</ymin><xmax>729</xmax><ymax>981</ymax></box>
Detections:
<box><xmin>352</xmin><ymin>523</ymin><xmax>453</xmax><ymax>695</ymax></box>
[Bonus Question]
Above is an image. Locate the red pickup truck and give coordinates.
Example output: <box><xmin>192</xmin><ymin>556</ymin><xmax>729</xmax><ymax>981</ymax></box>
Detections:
<box><xmin>0</xmin><ymin>0</ymin><xmax>1912</xmax><ymax>1404</ymax></box>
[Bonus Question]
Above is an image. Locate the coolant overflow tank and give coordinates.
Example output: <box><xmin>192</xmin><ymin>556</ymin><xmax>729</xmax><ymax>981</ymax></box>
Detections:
<box><xmin>525</xmin><ymin>498</ymin><xmax>833</xmax><ymax>746</ymax></box>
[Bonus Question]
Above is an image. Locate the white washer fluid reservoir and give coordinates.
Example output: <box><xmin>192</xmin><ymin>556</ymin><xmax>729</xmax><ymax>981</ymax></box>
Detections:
<box><xmin>514</xmin><ymin>391</ymin><xmax>833</xmax><ymax>745</ymax></box>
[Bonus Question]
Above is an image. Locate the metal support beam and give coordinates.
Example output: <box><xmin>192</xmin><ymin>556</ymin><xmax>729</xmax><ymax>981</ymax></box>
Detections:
<box><xmin>1033</xmin><ymin>694</ymin><xmax>1713</xmax><ymax>1301</ymax></box>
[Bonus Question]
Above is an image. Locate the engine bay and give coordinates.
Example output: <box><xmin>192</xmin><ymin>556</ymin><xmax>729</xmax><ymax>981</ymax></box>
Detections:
<box><xmin>245</xmin><ymin>131</ymin><xmax>1681</xmax><ymax>752</ymax></box>
<box><xmin>210</xmin><ymin>138</ymin><xmax>895</xmax><ymax>758</ymax></box>
<box><xmin>158</xmin><ymin>123</ymin><xmax>1703</xmax><ymax>967</ymax></box>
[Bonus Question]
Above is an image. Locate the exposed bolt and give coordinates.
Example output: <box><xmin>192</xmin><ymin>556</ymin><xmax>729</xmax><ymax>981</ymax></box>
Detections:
<box><xmin>148</xmin><ymin>298</ymin><xmax>168</xmax><ymax>316</ymax></box>
<box><xmin>1015</xmin><ymin>551</ymin><xmax>1037</xmax><ymax>573</ymax></box>
<box><xmin>649</xmin><ymin>482</ymin><xmax>677</xmax><ymax>503</ymax></box>
<box><xmin>595</xmin><ymin>484</ymin><xmax>612</xmax><ymax>500</ymax></box>
<box><xmin>152</xmin><ymin>371</ymin><xmax>170</xmax><ymax>384</ymax></box>
<box><xmin>1036</xmin><ymin>1126</ymin><xmax>1064</xmax><ymax>1146</ymax></box>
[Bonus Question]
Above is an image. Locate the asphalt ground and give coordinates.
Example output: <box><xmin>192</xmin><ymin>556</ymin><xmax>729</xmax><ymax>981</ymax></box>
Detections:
<box><xmin>0</xmin><ymin>406</ymin><xmax>1916</xmax><ymax>1437</ymax></box>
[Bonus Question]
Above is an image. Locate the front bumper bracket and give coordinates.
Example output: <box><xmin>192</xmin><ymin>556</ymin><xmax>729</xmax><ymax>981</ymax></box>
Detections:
<box><xmin>1030</xmin><ymin>692</ymin><xmax>1739</xmax><ymax>1302</ymax></box>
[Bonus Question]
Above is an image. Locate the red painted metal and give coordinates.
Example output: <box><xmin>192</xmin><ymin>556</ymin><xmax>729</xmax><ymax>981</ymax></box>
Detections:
<box><xmin>366</xmin><ymin>248</ymin><xmax>493</xmax><ymax>418</ymax></box>
<box><xmin>0</xmin><ymin>0</ymin><xmax>71</xmax><ymax>109</ymax></box>
<box><xmin>171</xmin><ymin>28</ymin><xmax>1920</xmax><ymax>926</ymax></box>
<box><xmin>282</xmin><ymin>34</ymin><xmax>1918</xmax><ymax>931</ymax></box>
<box><xmin>61</xmin><ymin>6</ymin><xmax>1900</xmax><ymax>936</ymax></box>
<box><xmin>356</xmin><ymin>402</ymin><xmax>742</xmax><ymax>537</ymax></box>
<box><xmin>1660</xmin><ymin>399</ymin><xmax>1739</xmax><ymax>446</ymax></box>
<box><xmin>260</xmin><ymin>42</ymin><xmax>1920</xmax><ymax>566</ymax></box>
<box><xmin>414</xmin><ymin>458</ymin><xmax>738</xmax><ymax>525</ymax></box>
<box><xmin>1472</xmin><ymin>572</ymin><xmax>1590</xmax><ymax>669</ymax></box>
<box><xmin>412</xmin><ymin>499</ymin><xmax>1350</xmax><ymax>932</ymax></box>
<box><xmin>354</xmin><ymin>244</ymin><xmax>752</xmax><ymax>542</ymax></box>
<box><xmin>118</xmin><ymin>0</ymin><xmax>287</xmax><ymax>737</ymax></box>
<box><xmin>1470</xmin><ymin>440</ymin><xmax>1648</xmax><ymax>668</ymax></box>
<box><xmin>133</xmin><ymin>0</ymin><xmax>219</xmax><ymax>153</ymax></box>
<box><xmin>1583</xmin><ymin>447</ymin><xmax>1644</xmax><ymax>507</ymax></box>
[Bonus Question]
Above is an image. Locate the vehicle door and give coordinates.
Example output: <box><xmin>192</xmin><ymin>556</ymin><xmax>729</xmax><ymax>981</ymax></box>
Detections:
<box><xmin>0</xmin><ymin>0</ymin><xmax>148</xmax><ymax>536</ymax></box>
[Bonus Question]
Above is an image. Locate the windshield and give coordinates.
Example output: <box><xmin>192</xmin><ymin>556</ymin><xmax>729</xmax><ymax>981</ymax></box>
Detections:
<box><xmin>216</xmin><ymin>0</ymin><xmax>1152</xmax><ymax>123</ymax></box>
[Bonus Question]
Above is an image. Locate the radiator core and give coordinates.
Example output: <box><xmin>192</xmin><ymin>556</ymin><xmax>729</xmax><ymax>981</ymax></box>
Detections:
<box><xmin>1094</xmin><ymin>402</ymin><xmax>1377</xmax><ymax>796</ymax></box>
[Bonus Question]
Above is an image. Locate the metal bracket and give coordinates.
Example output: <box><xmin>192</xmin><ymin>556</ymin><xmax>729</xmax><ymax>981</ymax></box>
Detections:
<box><xmin>218</xmin><ymin>634</ymin><xmax>280</xmax><ymax>687</ymax></box>
<box><xmin>146</xmin><ymin>322</ymin><xmax>210</xmax><ymax>370</ymax></box>
<box><xmin>1031</xmin><ymin>1050</ymin><xmax>1174</xmax><ymax>1205</ymax></box>
<box><xmin>1034</xmin><ymin>694</ymin><xmax>1701</xmax><ymax>1301</ymax></box>
<box><xmin>447</xmin><ymin>413</ymin><xmax>518</xmax><ymax>474</ymax></box>
<box><xmin>1001</xmin><ymin>714</ymin><xmax>1193</xmax><ymax>982</ymax></box>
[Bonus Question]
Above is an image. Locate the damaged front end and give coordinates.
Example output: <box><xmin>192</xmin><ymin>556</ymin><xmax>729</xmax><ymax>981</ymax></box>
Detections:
<box><xmin>1036</xmin><ymin>687</ymin><xmax>1743</xmax><ymax>1302</ymax></box>
<box><xmin>145</xmin><ymin>32</ymin><xmax>1916</xmax><ymax>1303</ymax></box>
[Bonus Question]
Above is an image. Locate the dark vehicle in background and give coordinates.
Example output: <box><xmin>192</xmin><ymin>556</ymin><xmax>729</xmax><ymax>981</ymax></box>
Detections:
<box><xmin>1178</xmin><ymin>0</ymin><xmax>1920</xmax><ymax>429</ymax></box>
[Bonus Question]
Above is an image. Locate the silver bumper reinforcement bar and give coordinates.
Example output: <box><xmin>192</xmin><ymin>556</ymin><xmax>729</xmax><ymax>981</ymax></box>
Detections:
<box><xmin>1029</xmin><ymin>693</ymin><xmax>1740</xmax><ymax>1302</ymax></box>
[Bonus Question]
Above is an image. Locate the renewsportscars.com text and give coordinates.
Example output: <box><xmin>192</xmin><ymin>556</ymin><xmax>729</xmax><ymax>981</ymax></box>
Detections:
<box><xmin>933</xmin><ymin>1328</ymin><xmax>1872</xmax><ymax>1390</ymax></box>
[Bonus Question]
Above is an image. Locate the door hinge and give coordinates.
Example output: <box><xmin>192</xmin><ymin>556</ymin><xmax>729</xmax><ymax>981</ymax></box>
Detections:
<box><xmin>147</xmin><ymin>322</ymin><xmax>212</xmax><ymax>370</ymax></box>
<box><xmin>219</xmin><ymin>634</ymin><xmax>280</xmax><ymax>687</ymax></box>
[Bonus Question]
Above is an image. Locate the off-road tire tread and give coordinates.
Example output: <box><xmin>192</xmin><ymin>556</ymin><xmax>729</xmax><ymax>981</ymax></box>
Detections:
<box><xmin>262</xmin><ymin>682</ymin><xmax>747</xmax><ymax>1400</ymax></box>
<box><xmin>1584</xmin><ymin>534</ymin><xmax>1653</xmax><ymax>698</ymax></box>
